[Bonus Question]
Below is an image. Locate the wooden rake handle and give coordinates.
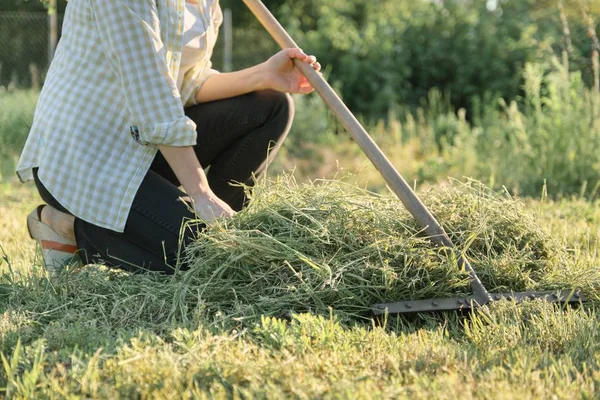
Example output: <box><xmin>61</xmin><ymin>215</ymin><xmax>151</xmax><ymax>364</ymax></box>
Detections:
<box><xmin>242</xmin><ymin>0</ymin><xmax>492</xmax><ymax>304</ymax></box>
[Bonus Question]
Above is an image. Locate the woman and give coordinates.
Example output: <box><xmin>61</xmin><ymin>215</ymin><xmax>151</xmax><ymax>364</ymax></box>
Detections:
<box><xmin>17</xmin><ymin>0</ymin><xmax>320</xmax><ymax>273</ymax></box>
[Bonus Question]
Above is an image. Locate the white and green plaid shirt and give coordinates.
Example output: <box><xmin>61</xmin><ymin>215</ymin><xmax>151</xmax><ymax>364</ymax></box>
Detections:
<box><xmin>17</xmin><ymin>0</ymin><xmax>221</xmax><ymax>232</ymax></box>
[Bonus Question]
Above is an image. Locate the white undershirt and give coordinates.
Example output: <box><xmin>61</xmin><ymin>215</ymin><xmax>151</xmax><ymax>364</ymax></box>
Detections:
<box><xmin>177</xmin><ymin>2</ymin><xmax>210</xmax><ymax>91</ymax></box>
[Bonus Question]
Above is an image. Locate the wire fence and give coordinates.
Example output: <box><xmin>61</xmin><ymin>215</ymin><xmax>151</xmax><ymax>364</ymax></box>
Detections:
<box><xmin>0</xmin><ymin>12</ymin><xmax>63</xmax><ymax>88</ymax></box>
<box><xmin>0</xmin><ymin>10</ymin><xmax>277</xmax><ymax>90</ymax></box>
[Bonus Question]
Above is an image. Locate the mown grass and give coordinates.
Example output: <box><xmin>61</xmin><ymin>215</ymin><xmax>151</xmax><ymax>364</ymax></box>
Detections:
<box><xmin>1</xmin><ymin>175</ymin><xmax>599</xmax><ymax>398</ymax></box>
<box><xmin>174</xmin><ymin>177</ymin><xmax>598</xmax><ymax>326</ymax></box>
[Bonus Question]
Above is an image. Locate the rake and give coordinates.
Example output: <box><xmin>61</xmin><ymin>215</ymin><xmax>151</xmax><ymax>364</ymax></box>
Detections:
<box><xmin>243</xmin><ymin>0</ymin><xmax>586</xmax><ymax>315</ymax></box>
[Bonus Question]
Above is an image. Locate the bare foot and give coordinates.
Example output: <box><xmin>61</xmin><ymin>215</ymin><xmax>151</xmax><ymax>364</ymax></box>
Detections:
<box><xmin>40</xmin><ymin>205</ymin><xmax>76</xmax><ymax>242</ymax></box>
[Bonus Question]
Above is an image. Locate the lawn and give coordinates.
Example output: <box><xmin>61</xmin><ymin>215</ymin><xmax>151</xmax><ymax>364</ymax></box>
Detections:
<box><xmin>1</xmin><ymin>175</ymin><xmax>599</xmax><ymax>399</ymax></box>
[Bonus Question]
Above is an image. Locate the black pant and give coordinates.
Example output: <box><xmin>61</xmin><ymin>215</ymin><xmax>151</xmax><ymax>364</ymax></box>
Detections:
<box><xmin>34</xmin><ymin>90</ymin><xmax>294</xmax><ymax>274</ymax></box>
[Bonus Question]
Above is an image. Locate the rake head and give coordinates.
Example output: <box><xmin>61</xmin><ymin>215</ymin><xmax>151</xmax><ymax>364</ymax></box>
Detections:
<box><xmin>371</xmin><ymin>289</ymin><xmax>586</xmax><ymax>315</ymax></box>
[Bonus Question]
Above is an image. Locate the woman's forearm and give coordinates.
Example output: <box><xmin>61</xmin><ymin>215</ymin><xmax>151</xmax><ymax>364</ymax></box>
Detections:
<box><xmin>195</xmin><ymin>64</ymin><xmax>267</xmax><ymax>103</ymax></box>
<box><xmin>195</xmin><ymin>49</ymin><xmax>320</xmax><ymax>103</ymax></box>
<box><xmin>157</xmin><ymin>145</ymin><xmax>210</xmax><ymax>197</ymax></box>
<box><xmin>157</xmin><ymin>145</ymin><xmax>236</xmax><ymax>220</ymax></box>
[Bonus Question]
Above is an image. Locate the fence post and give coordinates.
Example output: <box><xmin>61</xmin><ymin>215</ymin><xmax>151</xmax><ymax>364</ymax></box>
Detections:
<box><xmin>48</xmin><ymin>0</ymin><xmax>58</xmax><ymax>64</ymax></box>
<box><xmin>223</xmin><ymin>8</ymin><xmax>233</xmax><ymax>72</ymax></box>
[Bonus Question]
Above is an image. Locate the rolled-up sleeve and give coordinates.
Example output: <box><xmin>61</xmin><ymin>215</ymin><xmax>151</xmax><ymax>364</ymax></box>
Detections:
<box><xmin>90</xmin><ymin>0</ymin><xmax>197</xmax><ymax>147</ymax></box>
<box><xmin>180</xmin><ymin>61</ymin><xmax>220</xmax><ymax>107</ymax></box>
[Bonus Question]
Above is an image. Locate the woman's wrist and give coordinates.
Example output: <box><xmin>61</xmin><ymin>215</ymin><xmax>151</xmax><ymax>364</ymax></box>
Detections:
<box><xmin>177</xmin><ymin>172</ymin><xmax>212</xmax><ymax>199</ymax></box>
<box><xmin>187</xmin><ymin>184</ymin><xmax>212</xmax><ymax>199</ymax></box>
<box><xmin>250</xmin><ymin>63</ymin><xmax>271</xmax><ymax>91</ymax></box>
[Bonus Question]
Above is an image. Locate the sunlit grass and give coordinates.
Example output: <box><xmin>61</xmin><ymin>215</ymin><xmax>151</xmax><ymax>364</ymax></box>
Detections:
<box><xmin>1</xmin><ymin>177</ymin><xmax>599</xmax><ymax>398</ymax></box>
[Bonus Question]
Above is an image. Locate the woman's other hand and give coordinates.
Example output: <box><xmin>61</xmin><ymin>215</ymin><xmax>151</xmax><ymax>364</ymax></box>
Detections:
<box><xmin>192</xmin><ymin>191</ymin><xmax>236</xmax><ymax>222</ymax></box>
<box><xmin>261</xmin><ymin>48</ymin><xmax>321</xmax><ymax>95</ymax></box>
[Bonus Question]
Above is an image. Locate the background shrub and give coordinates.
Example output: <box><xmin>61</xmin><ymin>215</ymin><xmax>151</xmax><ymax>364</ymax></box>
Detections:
<box><xmin>223</xmin><ymin>0</ymin><xmax>599</xmax><ymax>119</ymax></box>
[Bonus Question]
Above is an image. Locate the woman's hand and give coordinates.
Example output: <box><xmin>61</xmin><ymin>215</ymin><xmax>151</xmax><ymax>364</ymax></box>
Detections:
<box><xmin>191</xmin><ymin>191</ymin><xmax>236</xmax><ymax>223</ymax></box>
<box><xmin>157</xmin><ymin>146</ymin><xmax>236</xmax><ymax>223</ymax></box>
<box><xmin>260</xmin><ymin>48</ymin><xmax>321</xmax><ymax>95</ymax></box>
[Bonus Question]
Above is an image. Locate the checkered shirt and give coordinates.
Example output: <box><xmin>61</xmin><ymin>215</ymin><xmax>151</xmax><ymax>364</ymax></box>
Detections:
<box><xmin>16</xmin><ymin>0</ymin><xmax>221</xmax><ymax>232</ymax></box>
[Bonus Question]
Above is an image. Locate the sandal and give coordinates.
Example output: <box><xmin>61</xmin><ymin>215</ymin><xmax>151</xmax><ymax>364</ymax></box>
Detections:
<box><xmin>27</xmin><ymin>205</ymin><xmax>81</xmax><ymax>272</ymax></box>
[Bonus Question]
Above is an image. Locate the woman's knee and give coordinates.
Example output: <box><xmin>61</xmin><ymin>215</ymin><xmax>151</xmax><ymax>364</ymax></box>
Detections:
<box><xmin>256</xmin><ymin>90</ymin><xmax>295</xmax><ymax>130</ymax></box>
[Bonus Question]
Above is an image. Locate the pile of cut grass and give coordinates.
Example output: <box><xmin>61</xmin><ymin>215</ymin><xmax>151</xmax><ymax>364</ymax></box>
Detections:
<box><xmin>175</xmin><ymin>177</ymin><xmax>586</xmax><ymax>324</ymax></box>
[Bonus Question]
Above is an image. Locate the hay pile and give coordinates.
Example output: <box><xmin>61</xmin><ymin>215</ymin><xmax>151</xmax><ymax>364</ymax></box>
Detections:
<box><xmin>176</xmin><ymin>177</ymin><xmax>567</xmax><ymax>323</ymax></box>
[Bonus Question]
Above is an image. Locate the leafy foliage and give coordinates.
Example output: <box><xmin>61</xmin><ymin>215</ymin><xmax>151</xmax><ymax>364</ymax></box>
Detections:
<box><xmin>221</xmin><ymin>0</ymin><xmax>599</xmax><ymax>119</ymax></box>
<box><xmin>5</xmin><ymin>0</ymin><xmax>599</xmax><ymax>117</ymax></box>
<box><xmin>271</xmin><ymin>0</ymin><xmax>599</xmax><ymax>118</ymax></box>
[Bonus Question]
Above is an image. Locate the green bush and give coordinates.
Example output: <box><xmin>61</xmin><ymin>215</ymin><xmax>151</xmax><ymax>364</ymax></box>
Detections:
<box><xmin>374</xmin><ymin>58</ymin><xmax>600</xmax><ymax>197</ymax></box>
<box><xmin>6</xmin><ymin>0</ymin><xmax>597</xmax><ymax>120</ymax></box>
<box><xmin>244</xmin><ymin>0</ymin><xmax>597</xmax><ymax>120</ymax></box>
<box><xmin>473</xmin><ymin>61</ymin><xmax>600</xmax><ymax>197</ymax></box>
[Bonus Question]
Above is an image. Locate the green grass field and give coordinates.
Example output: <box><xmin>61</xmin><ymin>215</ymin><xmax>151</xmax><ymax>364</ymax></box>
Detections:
<box><xmin>1</xmin><ymin>176</ymin><xmax>599</xmax><ymax>399</ymax></box>
<box><xmin>1</xmin><ymin>82</ymin><xmax>600</xmax><ymax>398</ymax></box>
